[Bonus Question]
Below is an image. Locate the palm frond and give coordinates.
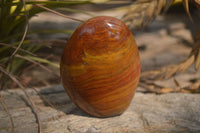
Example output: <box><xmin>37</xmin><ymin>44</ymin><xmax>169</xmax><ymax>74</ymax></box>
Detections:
<box><xmin>194</xmin><ymin>29</ymin><xmax>200</xmax><ymax>70</ymax></box>
<box><xmin>164</xmin><ymin>0</ymin><xmax>174</xmax><ymax>12</ymax></box>
<box><xmin>122</xmin><ymin>0</ymin><xmax>197</xmax><ymax>31</ymax></box>
<box><xmin>122</xmin><ymin>0</ymin><xmax>165</xmax><ymax>31</ymax></box>
<box><xmin>182</xmin><ymin>0</ymin><xmax>193</xmax><ymax>21</ymax></box>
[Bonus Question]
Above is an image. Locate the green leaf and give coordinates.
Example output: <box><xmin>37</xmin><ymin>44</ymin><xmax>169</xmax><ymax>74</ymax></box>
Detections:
<box><xmin>0</xmin><ymin>40</ymin><xmax>31</xmax><ymax>54</ymax></box>
<box><xmin>26</xmin><ymin>56</ymin><xmax>59</xmax><ymax>68</ymax></box>
<box><xmin>57</xmin><ymin>7</ymin><xmax>93</xmax><ymax>16</ymax></box>
<box><xmin>1</xmin><ymin>29</ymin><xmax>73</xmax><ymax>44</ymax></box>
<box><xmin>1</xmin><ymin>1</ymin><xmax>92</xmax><ymax>7</ymax></box>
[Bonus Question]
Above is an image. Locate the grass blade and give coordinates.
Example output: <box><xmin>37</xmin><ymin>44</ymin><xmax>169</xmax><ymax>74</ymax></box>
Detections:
<box><xmin>1</xmin><ymin>29</ymin><xmax>73</xmax><ymax>43</ymax></box>
<box><xmin>0</xmin><ymin>66</ymin><xmax>42</xmax><ymax>133</ymax></box>
<box><xmin>15</xmin><ymin>54</ymin><xmax>59</xmax><ymax>76</ymax></box>
<box><xmin>164</xmin><ymin>0</ymin><xmax>174</xmax><ymax>12</ymax></box>
<box><xmin>34</xmin><ymin>4</ymin><xmax>85</xmax><ymax>22</ymax></box>
<box><xmin>57</xmin><ymin>7</ymin><xmax>94</xmax><ymax>16</ymax></box>
<box><xmin>11</xmin><ymin>0</ymin><xmax>29</xmax><ymax>57</ymax></box>
<box><xmin>182</xmin><ymin>0</ymin><xmax>193</xmax><ymax>22</ymax></box>
<box><xmin>26</xmin><ymin>56</ymin><xmax>59</xmax><ymax>68</ymax></box>
<box><xmin>0</xmin><ymin>42</ymin><xmax>36</xmax><ymax>56</ymax></box>
<box><xmin>0</xmin><ymin>93</ymin><xmax>14</xmax><ymax>133</ymax></box>
<box><xmin>1</xmin><ymin>0</ymin><xmax>92</xmax><ymax>7</ymax></box>
<box><xmin>195</xmin><ymin>48</ymin><xmax>200</xmax><ymax>70</ymax></box>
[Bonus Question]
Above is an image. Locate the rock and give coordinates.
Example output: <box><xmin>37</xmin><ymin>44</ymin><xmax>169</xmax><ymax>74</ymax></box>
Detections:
<box><xmin>0</xmin><ymin>85</ymin><xmax>200</xmax><ymax>133</ymax></box>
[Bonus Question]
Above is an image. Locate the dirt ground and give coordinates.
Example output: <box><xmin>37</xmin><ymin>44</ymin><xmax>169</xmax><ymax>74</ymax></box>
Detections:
<box><xmin>19</xmin><ymin>4</ymin><xmax>200</xmax><ymax>92</ymax></box>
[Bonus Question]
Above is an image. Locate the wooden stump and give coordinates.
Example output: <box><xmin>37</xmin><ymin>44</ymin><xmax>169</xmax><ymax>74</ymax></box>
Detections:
<box><xmin>0</xmin><ymin>85</ymin><xmax>200</xmax><ymax>133</ymax></box>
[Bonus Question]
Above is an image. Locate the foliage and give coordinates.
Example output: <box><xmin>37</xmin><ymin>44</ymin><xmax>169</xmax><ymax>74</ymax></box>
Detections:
<box><xmin>0</xmin><ymin>0</ymin><xmax>92</xmax><ymax>89</ymax></box>
<box><xmin>122</xmin><ymin>0</ymin><xmax>200</xmax><ymax>93</ymax></box>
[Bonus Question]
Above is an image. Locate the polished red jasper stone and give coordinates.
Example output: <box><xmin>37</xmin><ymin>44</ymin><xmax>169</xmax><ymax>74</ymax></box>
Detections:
<box><xmin>60</xmin><ymin>16</ymin><xmax>140</xmax><ymax>117</ymax></box>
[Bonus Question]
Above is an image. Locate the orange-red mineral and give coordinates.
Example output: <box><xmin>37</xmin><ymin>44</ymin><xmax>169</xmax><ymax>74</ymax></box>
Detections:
<box><xmin>60</xmin><ymin>16</ymin><xmax>140</xmax><ymax>117</ymax></box>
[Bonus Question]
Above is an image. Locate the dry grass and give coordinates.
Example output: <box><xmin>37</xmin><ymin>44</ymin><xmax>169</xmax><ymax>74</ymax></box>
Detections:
<box><xmin>122</xmin><ymin>0</ymin><xmax>200</xmax><ymax>93</ymax></box>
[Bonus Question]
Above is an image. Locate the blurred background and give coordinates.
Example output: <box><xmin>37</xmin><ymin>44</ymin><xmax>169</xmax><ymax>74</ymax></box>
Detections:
<box><xmin>0</xmin><ymin>0</ymin><xmax>200</xmax><ymax>92</ymax></box>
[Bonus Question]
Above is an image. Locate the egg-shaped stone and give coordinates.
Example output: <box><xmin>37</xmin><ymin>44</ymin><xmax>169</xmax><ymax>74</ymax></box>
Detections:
<box><xmin>60</xmin><ymin>16</ymin><xmax>140</xmax><ymax>117</ymax></box>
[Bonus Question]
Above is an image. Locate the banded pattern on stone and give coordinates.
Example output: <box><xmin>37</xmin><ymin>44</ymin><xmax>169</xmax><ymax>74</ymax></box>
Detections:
<box><xmin>60</xmin><ymin>16</ymin><xmax>140</xmax><ymax>117</ymax></box>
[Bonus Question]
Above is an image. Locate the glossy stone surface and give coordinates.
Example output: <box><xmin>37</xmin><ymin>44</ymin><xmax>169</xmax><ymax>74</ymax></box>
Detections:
<box><xmin>60</xmin><ymin>16</ymin><xmax>140</xmax><ymax>117</ymax></box>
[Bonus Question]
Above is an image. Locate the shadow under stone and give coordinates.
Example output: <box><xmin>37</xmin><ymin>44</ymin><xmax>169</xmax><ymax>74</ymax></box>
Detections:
<box><xmin>38</xmin><ymin>85</ymin><xmax>90</xmax><ymax>117</ymax></box>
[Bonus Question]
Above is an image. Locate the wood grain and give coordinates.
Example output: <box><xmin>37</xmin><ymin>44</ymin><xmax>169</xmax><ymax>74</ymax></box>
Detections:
<box><xmin>60</xmin><ymin>16</ymin><xmax>140</xmax><ymax>117</ymax></box>
<box><xmin>1</xmin><ymin>86</ymin><xmax>200</xmax><ymax>133</ymax></box>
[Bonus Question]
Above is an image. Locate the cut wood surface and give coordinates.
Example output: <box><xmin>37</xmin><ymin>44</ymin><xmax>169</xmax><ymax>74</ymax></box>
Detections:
<box><xmin>0</xmin><ymin>85</ymin><xmax>200</xmax><ymax>133</ymax></box>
